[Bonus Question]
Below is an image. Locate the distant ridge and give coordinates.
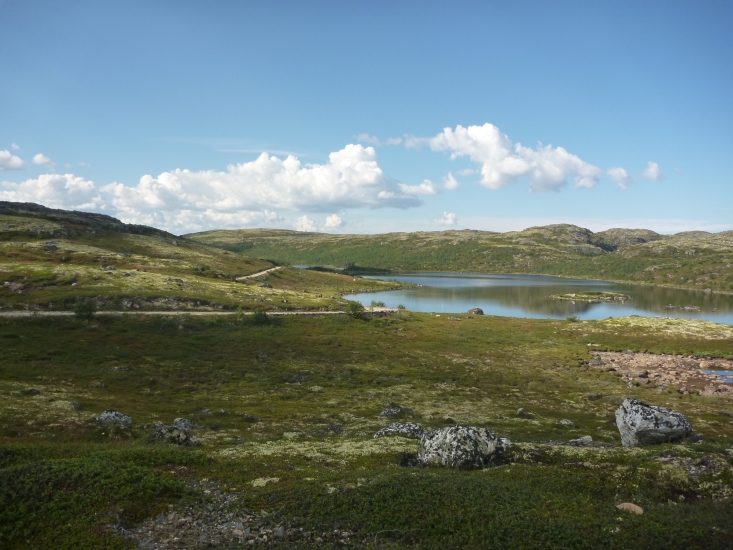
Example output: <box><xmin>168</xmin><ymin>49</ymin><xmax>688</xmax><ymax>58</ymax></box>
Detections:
<box><xmin>0</xmin><ymin>201</ymin><xmax>173</xmax><ymax>238</ymax></box>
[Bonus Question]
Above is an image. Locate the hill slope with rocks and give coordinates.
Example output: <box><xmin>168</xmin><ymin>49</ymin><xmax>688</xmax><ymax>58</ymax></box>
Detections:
<box><xmin>0</xmin><ymin>202</ymin><xmax>399</xmax><ymax>312</ymax></box>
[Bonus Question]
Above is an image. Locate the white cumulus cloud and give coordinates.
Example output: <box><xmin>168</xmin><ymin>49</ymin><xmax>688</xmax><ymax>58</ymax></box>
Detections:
<box><xmin>409</xmin><ymin>123</ymin><xmax>603</xmax><ymax>192</ymax></box>
<box><xmin>443</xmin><ymin>172</ymin><xmax>459</xmax><ymax>190</ymax></box>
<box><xmin>642</xmin><ymin>161</ymin><xmax>664</xmax><ymax>181</ymax></box>
<box><xmin>295</xmin><ymin>215</ymin><xmax>317</xmax><ymax>232</ymax></box>
<box><xmin>323</xmin><ymin>213</ymin><xmax>344</xmax><ymax>230</ymax></box>
<box><xmin>436</xmin><ymin>212</ymin><xmax>457</xmax><ymax>226</ymax></box>
<box><xmin>607</xmin><ymin>167</ymin><xmax>632</xmax><ymax>189</ymax></box>
<box><xmin>32</xmin><ymin>153</ymin><xmax>55</xmax><ymax>168</ymax></box>
<box><xmin>104</xmin><ymin>145</ymin><xmax>419</xmax><ymax>217</ymax></box>
<box><xmin>0</xmin><ymin>173</ymin><xmax>103</xmax><ymax>210</ymax></box>
<box><xmin>0</xmin><ymin>150</ymin><xmax>25</xmax><ymax>170</ymax></box>
<box><xmin>399</xmin><ymin>179</ymin><xmax>437</xmax><ymax>195</ymax></box>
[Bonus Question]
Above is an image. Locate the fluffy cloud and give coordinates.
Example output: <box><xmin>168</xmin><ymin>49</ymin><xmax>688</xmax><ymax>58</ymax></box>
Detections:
<box><xmin>0</xmin><ymin>173</ymin><xmax>102</xmax><ymax>210</ymax></box>
<box><xmin>607</xmin><ymin>167</ymin><xmax>632</xmax><ymax>189</ymax></box>
<box><xmin>0</xmin><ymin>150</ymin><xmax>24</xmax><ymax>170</ymax></box>
<box><xmin>410</xmin><ymin>123</ymin><xmax>603</xmax><ymax>192</ymax></box>
<box><xmin>443</xmin><ymin>172</ymin><xmax>459</xmax><ymax>190</ymax></box>
<box><xmin>436</xmin><ymin>212</ymin><xmax>457</xmax><ymax>226</ymax></box>
<box><xmin>323</xmin><ymin>213</ymin><xmax>344</xmax><ymax>230</ymax></box>
<box><xmin>33</xmin><ymin>153</ymin><xmax>54</xmax><ymax>168</ymax></box>
<box><xmin>104</xmin><ymin>145</ymin><xmax>420</xmax><ymax>220</ymax></box>
<box><xmin>399</xmin><ymin>179</ymin><xmax>437</xmax><ymax>195</ymax></box>
<box><xmin>295</xmin><ymin>215</ymin><xmax>317</xmax><ymax>232</ymax></box>
<box><xmin>643</xmin><ymin>161</ymin><xmax>664</xmax><ymax>181</ymax></box>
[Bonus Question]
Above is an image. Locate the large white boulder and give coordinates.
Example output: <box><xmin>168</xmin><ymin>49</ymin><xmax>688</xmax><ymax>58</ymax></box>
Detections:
<box><xmin>615</xmin><ymin>398</ymin><xmax>692</xmax><ymax>447</ymax></box>
<box><xmin>418</xmin><ymin>426</ymin><xmax>511</xmax><ymax>469</ymax></box>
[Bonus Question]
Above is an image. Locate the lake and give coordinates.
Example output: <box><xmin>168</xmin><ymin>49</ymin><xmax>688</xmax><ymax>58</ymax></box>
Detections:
<box><xmin>346</xmin><ymin>273</ymin><xmax>733</xmax><ymax>324</ymax></box>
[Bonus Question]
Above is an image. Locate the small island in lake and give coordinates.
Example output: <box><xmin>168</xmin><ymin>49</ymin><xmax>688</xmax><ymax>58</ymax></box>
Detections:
<box><xmin>551</xmin><ymin>291</ymin><xmax>630</xmax><ymax>303</ymax></box>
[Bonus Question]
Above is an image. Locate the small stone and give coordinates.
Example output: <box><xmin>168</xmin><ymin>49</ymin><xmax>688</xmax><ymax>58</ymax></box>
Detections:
<box><xmin>232</xmin><ymin>529</ymin><xmax>244</xmax><ymax>536</ymax></box>
<box><xmin>558</xmin><ymin>419</ymin><xmax>576</xmax><ymax>428</ymax></box>
<box><xmin>374</xmin><ymin>421</ymin><xmax>424</xmax><ymax>439</ymax></box>
<box><xmin>616</xmin><ymin>502</ymin><xmax>643</xmax><ymax>515</ymax></box>
<box><xmin>173</xmin><ymin>418</ymin><xmax>197</xmax><ymax>430</ymax></box>
<box><xmin>274</xmin><ymin>526</ymin><xmax>285</xmax><ymax>537</ymax></box>
<box><xmin>568</xmin><ymin>435</ymin><xmax>593</xmax><ymax>446</ymax></box>
<box><xmin>96</xmin><ymin>410</ymin><xmax>132</xmax><ymax>427</ymax></box>
<box><xmin>516</xmin><ymin>408</ymin><xmax>535</xmax><ymax>418</ymax></box>
<box><xmin>380</xmin><ymin>404</ymin><xmax>415</xmax><ymax>418</ymax></box>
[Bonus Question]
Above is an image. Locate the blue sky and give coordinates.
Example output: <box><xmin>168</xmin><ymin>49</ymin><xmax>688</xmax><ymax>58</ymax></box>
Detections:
<box><xmin>1</xmin><ymin>0</ymin><xmax>731</xmax><ymax>235</ymax></box>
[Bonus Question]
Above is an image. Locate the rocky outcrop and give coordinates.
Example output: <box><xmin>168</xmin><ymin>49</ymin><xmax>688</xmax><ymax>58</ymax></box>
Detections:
<box><xmin>418</xmin><ymin>426</ymin><xmax>511</xmax><ymax>469</ymax></box>
<box><xmin>96</xmin><ymin>410</ymin><xmax>132</xmax><ymax>427</ymax></box>
<box><xmin>615</xmin><ymin>398</ymin><xmax>692</xmax><ymax>446</ymax></box>
<box><xmin>374</xmin><ymin>422</ymin><xmax>424</xmax><ymax>440</ymax></box>
<box><xmin>153</xmin><ymin>422</ymin><xmax>201</xmax><ymax>447</ymax></box>
<box><xmin>467</xmin><ymin>308</ymin><xmax>484</xmax><ymax>315</ymax></box>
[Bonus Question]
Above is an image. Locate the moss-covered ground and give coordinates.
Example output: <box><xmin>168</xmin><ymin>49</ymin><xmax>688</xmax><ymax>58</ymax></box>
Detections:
<box><xmin>1</xmin><ymin>313</ymin><xmax>732</xmax><ymax>548</ymax></box>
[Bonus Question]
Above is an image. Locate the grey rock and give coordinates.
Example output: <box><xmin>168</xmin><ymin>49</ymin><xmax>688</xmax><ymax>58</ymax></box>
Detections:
<box><xmin>96</xmin><ymin>410</ymin><xmax>132</xmax><ymax>427</ymax></box>
<box><xmin>71</xmin><ymin>401</ymin><xmax>82</xmax><ymax>410</ymax></box>
<box><xmin>615</xmin><ymin>398</ymin><xmax>692</xmax><ymax>447</ymax></box>
<box><xmin>568</xmin><ymin>435</ymin><xmax>593</xmax><ymax>446</ymax></box>
<box><xmin>516</xmin><ymin>407</ymin><xmax>535</xmax><ymax>418</ymax></box>
<box><xmin>257</xmin><ymin>282</ymin><xmax>272</xmax><ymax>288</ymax></box>
<box><xmin>558</xmin><ymin>419</ymin><xmax>576</xmax><ymax>428</ymax></box>
<box><xmin>467</xmin><ymin>308</ymin><xmax>484</xmax><ymax>315</ymax></box>
<box><xmin>374</xmin><ymin>422</ymin><xmax>424</xmax><ymax>439</ymax></box>
<box><xmin>380</xmin><ymin>404</ymin><xmax>415</xmax><ymax>418</ymax></box>
<box><xmin>173</xmin><ymin>418</ymin><xmax>198</xmax><ymax>430</ymax></box>
<box><xmin>153</xmin><ymin>422</ymin><xmax>201</xmax><ymax>447</ymax></box>
<box><xmin>418</xmin><ymin>426</ymin><xmax>511</xmax><ymax>469</ymax></box>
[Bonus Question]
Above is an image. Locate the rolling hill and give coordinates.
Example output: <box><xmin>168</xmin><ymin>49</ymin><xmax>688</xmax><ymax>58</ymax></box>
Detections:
<box><xmin>188</xmin><ymin>225</ymin><xmax>733</xmax><ymax>293</ymax></box>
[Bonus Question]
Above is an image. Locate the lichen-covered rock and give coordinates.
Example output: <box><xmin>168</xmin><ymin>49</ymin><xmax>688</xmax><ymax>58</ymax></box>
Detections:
<box><xmin>96</xmin><ymin>410</ymin><xmax>132</xmax><ymax>427</ymax></box>
<box><xmin>374</xmin><ymin>422</ymin><xmax>424</xmax><ymax>440</ymax></box>
<box><xmin>172</xmin><ymin>418</ymin><xmax>197</xmax><ymax>430</ymax></box>
<box><xmin>380</xmin><ymin>404</ymin><xmax>415</xmax><ymax>418</ymax></box>
<box><xmin>153</xmin><ymin>422</ymin><xmax>201</xmax><ymax>447</ymax></box>
<box><xmin>615</xmin><ymin>398</ymin><xmax>692</xmax><ymax>447</ymax></box>
<box><xmin>467</xmin><ymin>308</ymin><xmax>484</xmax><ymax>315</ymax></box>
<box><xmin>418</xmin><ymin>426</ymin><xmax>511</xmax><ymax>469</ymax></box>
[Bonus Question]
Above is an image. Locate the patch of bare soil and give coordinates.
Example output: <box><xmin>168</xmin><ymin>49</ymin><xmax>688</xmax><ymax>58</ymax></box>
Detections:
<box><xmin>591</xmin><ymin>352</ymin><xmax>733</xmax><ymax>398</ymax></box>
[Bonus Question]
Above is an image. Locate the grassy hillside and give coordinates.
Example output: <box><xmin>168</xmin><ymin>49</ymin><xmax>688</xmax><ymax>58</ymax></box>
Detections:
<box><xmin>188</xmin><ymin>225</ymin><xmax>733</xmax><ymax>292</ymax></box>
<box><xmin>0</xmin><ymin>202</ymin><xmax>400</xmax><ymax>312</ymax></box>
<box><xmin>1</xmin><ymin>313</ymin><xmax>732</xmax><ymax>548</ymax></box>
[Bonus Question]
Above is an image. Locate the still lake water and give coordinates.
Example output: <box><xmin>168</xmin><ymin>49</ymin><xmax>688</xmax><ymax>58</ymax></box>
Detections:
<box><xmin>346</xmin><ymin>273</ymin><xmax>733</xmax><ymax>324</ymax></box>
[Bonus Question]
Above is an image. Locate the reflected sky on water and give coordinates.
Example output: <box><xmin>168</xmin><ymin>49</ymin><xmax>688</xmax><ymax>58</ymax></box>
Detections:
<box><xmin>346</xmin><ymin>273</ymin><xmax>733</xmax><ymax>323</ymax></box>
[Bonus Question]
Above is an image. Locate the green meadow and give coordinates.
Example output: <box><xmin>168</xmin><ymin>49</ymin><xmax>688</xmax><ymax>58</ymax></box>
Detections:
<box><xmin>1</xmin><ymin>312</ymin><xmax>733</xmax><ymax>548</ymax></box>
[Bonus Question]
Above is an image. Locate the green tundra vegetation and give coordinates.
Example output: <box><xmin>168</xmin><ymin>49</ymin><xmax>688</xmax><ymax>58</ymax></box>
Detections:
<box><xmin>0</xmin><ymin>202</ymin><xmax>401</xmax><ymax>313</ymax></box>
<box><xmin>1</xmin><ymin>203</ymin><xmax>732</xmax><ymax>549</ymax></box>
<box><xmin>188</xmin><ymin>226</ymin><xmax>733</xmax><ymax>293</ymax></box>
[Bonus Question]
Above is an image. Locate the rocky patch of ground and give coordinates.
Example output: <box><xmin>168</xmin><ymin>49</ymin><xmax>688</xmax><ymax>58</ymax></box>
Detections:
<box><xmin>591</xmin><ymin>352</ymin><xmax>733</xmax><ymax>397</ymax></box>
<box><xmin>118</xmin><ymin>476</ymin><xmax>357</xmax><ymax>548</ymax></box>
